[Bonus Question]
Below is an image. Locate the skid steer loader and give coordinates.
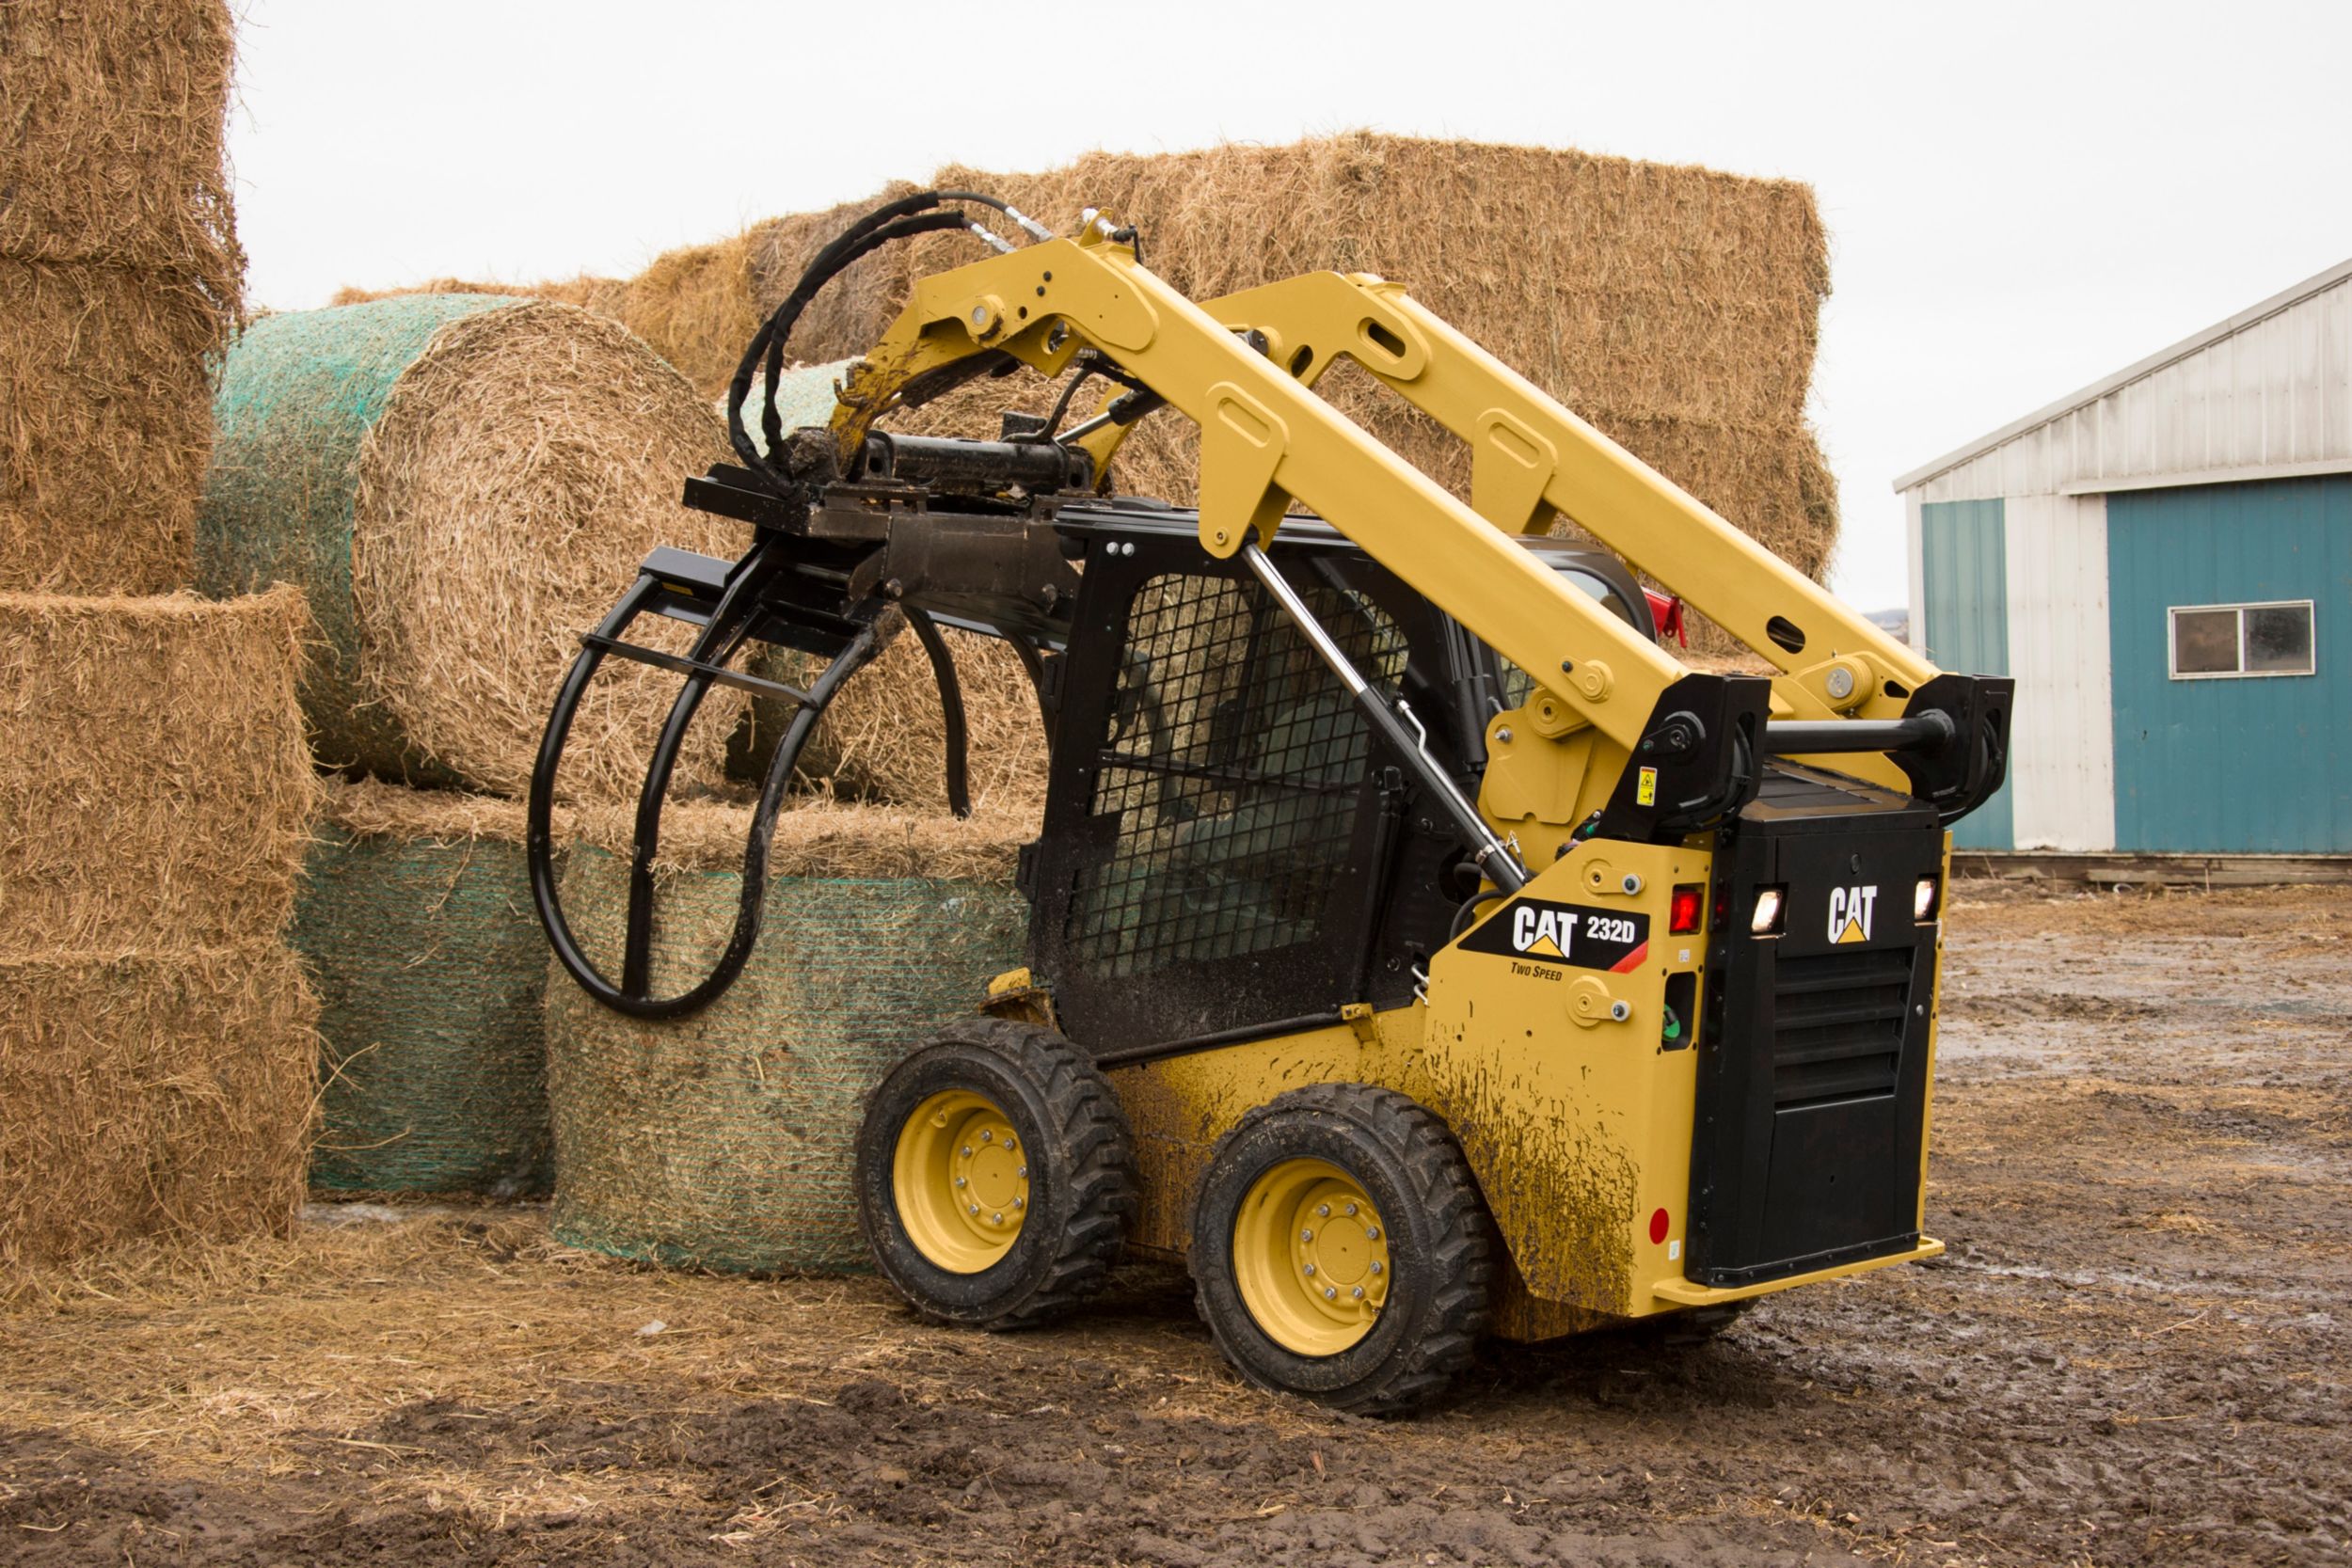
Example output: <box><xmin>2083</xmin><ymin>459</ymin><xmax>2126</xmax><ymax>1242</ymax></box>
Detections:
<box><xmin>529</xmin><ymin>191</ymin><xmax>2011</xmax><ymax>1411</ymax></box>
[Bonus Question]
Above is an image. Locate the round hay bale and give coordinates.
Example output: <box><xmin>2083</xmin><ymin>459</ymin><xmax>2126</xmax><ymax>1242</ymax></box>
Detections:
<box><xmin>543</xmin><ymin>804</ymin><xmax>1030</xmax><ymax>1273</ymax></box>
<box><xmin>197</xmin><ymin>296</ymin><xmax>743</xmax><ymax>799</ymax></box>
<box><xmin>297</xmin><ymin>782</ymin><xmax>552</xmax><ymax>1198</ymax></box>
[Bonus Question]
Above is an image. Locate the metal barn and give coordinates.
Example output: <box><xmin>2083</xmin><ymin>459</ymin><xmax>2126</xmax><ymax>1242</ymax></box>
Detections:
<box><xmin>1896</xmin><ymin>258</ymin><xmax>2352</xmax><ymax>855</ymax></box>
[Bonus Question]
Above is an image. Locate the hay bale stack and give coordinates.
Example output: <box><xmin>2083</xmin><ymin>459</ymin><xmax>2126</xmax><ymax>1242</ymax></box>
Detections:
<box><xmin>197</xmin><ymin>296</ymin><xmax>744</xmax><ymax>800</ymax></box>
<box><xmin>0</xmin><ymin>589</ymin><xmax>319</xmax><ymax>1273</ymax></box>
<box><xmin>900</xmin><ymin>135</ymin><xmax>1838</xmax><ymax>587</ymax></box>
<box><xmin>0</xmin><ymin>588</ymin><xmax>315</xmax><ymax>950</ymax></box>
<box><xmin>297</xmin><ymin>782</ymin><xmax>553</xmax><ymax>1198</ymax></box>
<box><xmin>544</xmin><ymin>802</ymin><xmax>1030</xmax><ymax>1273</ymax></box>
<box><xmin>0</xmin><ymin>0</ymin><xmax>243</xmax><ymax>594</ymax></box>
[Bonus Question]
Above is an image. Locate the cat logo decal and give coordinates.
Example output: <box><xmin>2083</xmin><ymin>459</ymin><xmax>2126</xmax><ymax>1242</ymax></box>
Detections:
<box><xmin>1827</xmin><ymin>884</ymin><xmax>1878</xmax><ymax>945</ymax></box>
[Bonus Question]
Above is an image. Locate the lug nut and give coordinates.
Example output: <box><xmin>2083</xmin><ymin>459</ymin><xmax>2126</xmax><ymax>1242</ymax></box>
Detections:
<box><xmin>1013</xmin><ymin>1196</ymin><xmax>1025</xmax><ymax>1209</ymax></box>
<box><xmin>1316</xmin><ymin>1204</ymin><xmax>1330</xmax><ymax>1217</ymax></box>
<box><xmin>1002</xmin><ymin>1136</ymin><xmax>1014</xmax><ymax>1151</ymax></box>
<box><xmin>1370</xmin><ymin>1261</ymin><xmax>1383</xmax><ymax>1275</ymax></box>
<box><xmin>1303</xmin><ymin>1263</ymin><xmax>1316</xmax><ymax>1276</ymax></box>
<box><xmin>961</xmin><ymin>1146</ymin><xmax>973</xmax><ymax>1157</ymax></box>
<box><xmin>1324</xmin><ymin>1287</ymin><xmax>1338</xmax><ymax>1301</ymax></box>
<box><xmin>992</xmin><ymin>1212</ymin><xmax>1004</xmax><ymax>1225</ymax></box>
<box><xmin>1016</xmin><ymin>1165</ymin><xmax>1028</xmax><ymax>1179</ymax></box>
<box><xmin>1301</xmin><ymin>1228</ymin><xmax>1314</xmax><ymax>1243</ymax></box>
<box><xmin>981</xmin><ymin>1130</ymin><xmax>993</xmax><ymax>1143</ymax></box>
<box><xmin>968</xmin><ymin>1203</ymin><xmax>980</xmax><ymax>1214</ymax></box>
<box><xmin>1366</xmin><ymin>1226</ymin><xmax>1380</xmax><ymax>1241</ymax></box>
<box><xmin>1352</xmin><ymin>1287</ymin><xmax>1365</xmax><ymax>1300</ymax></box>
<box><xmin>1344</xmin><ymin>1203</ymin><xmax>1359</xmax><ymax>1216</ymax></box>
<box><xmin>956</xmin><ymin>1176</ymin><xmax>967</xmax><ymax>1188</ymax></box>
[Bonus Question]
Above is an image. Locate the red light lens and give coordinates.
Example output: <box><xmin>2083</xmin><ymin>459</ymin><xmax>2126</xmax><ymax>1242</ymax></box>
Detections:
<box><xmin>1669</xmin><ymin>884</ymin><xmax>1704</xmax><ymax>934</ymax></box>
<box><xmin>1648</xmin><ymin>1208</ymin><xmax>1671</xmax><ymax>1245</ymax></box>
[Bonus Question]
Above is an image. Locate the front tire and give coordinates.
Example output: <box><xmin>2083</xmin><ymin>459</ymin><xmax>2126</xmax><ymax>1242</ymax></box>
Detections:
<box><xmin>1190</xmin><ymin>1084</ymin><xmax>1491</xmax><ymax>1412</ymax></box>
<box><xmin>855</xmin><ymin>1018</ymin><xmax>1136</xmax><ymax>1329</ymax></box>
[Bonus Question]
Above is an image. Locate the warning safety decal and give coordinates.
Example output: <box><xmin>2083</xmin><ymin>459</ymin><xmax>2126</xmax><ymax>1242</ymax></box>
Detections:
<box><xmin>1458</xmin><ymin>896</ymin><xmax>1651</xmax><ymax>974</ymax></box>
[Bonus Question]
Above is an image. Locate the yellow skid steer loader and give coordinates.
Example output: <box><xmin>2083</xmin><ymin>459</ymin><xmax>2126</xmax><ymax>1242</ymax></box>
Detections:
<box><xmin>530</xmin><ymin>191</ymin><xmax>2011</xmax><ymax>1411</ymax></box>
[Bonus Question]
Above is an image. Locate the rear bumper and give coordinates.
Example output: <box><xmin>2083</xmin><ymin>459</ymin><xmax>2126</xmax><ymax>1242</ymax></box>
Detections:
<box><xmin>1650</xmin><ymin>1233</ymin><xmax>1944</xmax><ymax>1307</ymax></box>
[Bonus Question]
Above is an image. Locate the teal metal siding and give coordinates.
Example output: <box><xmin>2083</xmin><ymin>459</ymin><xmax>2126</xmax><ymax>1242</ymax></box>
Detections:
<box><xmin>2107</xmin><ymin>476</ymin><xmax>2352</xmax><ymax>851</ymax></box>
<box><xmin>1920</xmin><ymin>499</ymin><xmax>2013</xmax><ymax>849</ymax></box>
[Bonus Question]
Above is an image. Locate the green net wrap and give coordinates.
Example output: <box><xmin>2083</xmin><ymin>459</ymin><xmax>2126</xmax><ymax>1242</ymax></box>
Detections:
<box><xmin>297</xmin><ymin>822</ymin><xmax>551</xmax><ymax>1196</ymax></box>
<box><xmin>545</xmin><ymin>846</ymin><xmax>1027</xmax><ymax>1274</ymax></box>
<box><xmin>196</xmin><ymin>295</ymin><xmax>519</xmax><ymax>782</ymax></box>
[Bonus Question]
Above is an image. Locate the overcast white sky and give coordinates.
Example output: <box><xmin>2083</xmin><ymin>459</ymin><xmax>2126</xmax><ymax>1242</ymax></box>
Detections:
<box><xmin>227</xmin><ymin>1</ymin><xmax>2352</xmax><ymax>610</ymax></box>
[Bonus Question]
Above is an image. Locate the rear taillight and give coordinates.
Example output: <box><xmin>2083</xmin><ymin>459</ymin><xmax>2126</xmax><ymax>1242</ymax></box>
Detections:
<box><xmin>1669</xmin><ymin>883</ymin><xmax>1705</xmax><ymax>934</ymax></box>
<box><xmin>1643</xmin><ymin>589</ymin><xmax>1688</xmax><ymax>647</ymax></box>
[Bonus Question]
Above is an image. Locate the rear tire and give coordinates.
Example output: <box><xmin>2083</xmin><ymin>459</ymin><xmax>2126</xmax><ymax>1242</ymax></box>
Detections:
<box><xmin>1190</xmin><ymin>1084</ymin><xmax>1491</xmax><ymax>1413</ymax></box>
<box><xmin>855</xmin><ymin>1018</ymin><xmax>1136</xmax><ymax>1329</ymax></box>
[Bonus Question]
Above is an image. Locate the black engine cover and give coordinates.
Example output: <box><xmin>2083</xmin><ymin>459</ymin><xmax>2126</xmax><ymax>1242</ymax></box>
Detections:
<box><xmin>1685</xmin><ymin>763</ymin><xmax>1946</xmax><ymax>1288</ymax></box>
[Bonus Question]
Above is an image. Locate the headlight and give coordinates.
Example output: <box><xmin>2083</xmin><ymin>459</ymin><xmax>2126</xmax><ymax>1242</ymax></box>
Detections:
<box><xmin>1915</xmin><ymin>875</ymin><xmax>1942</xmax><ymax>921</ymax></box>
<box><xmin>1751</xmin><ymin>887</ymin><xmax>1785</xmax><ymax>934</ymax></box>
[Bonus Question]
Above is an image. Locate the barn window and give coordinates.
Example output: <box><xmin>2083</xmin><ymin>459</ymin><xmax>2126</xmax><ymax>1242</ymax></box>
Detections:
<box><xmin>2168</xmin><ymin>600</ymin><xmax>2314</xmax><ymax>679</ymax></box>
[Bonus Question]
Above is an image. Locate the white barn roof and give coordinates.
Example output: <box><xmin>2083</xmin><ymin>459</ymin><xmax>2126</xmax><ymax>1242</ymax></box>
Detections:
<box><xmin>1895</xmin><ymin>256</ymin><xmax>2352</xmax><ymax>502</ymax></box>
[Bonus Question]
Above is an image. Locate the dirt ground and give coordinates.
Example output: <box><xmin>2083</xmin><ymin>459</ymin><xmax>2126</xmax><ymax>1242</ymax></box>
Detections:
<box><xmin>3</xmin><ymin>882</ymin><xmax>2345</xmax><ymax>1567</ymax></box>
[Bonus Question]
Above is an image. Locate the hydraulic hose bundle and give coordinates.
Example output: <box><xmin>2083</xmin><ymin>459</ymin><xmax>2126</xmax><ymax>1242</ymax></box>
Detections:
<box><xmin>529</xmin><ymin>192</ymin><xmax>1041</xmax><ymax>1018</ymax></box>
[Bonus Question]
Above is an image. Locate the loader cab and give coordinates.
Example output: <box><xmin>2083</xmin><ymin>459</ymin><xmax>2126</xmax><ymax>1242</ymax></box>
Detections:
<box><xmin>1022</xmin><ymin>504</ymin><xmax>1657</xmax><ymax>1057</ymax></box>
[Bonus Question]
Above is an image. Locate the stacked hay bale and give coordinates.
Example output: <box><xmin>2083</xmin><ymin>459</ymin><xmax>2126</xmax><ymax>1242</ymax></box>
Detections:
<box><xmin>196</xmin><ymin>298</ymin><xmax>743</xmax><ymax>1197</ymax></box>
<box><xmin>0</xmin><ymin>591</ymin><xmax>319</xmax><ymax>1271</ymax></box>
<box><xmin>0</xmin><ymin>1</ymin><xmax>329</xmax><ymax>1275</ymax></box>
<box><xmin>297</xmin><ymin>782</ymin><xmax>553</xmax><ymax>1197</ymax></box>
<box><xmin>712</xmin><ymin>135</ymin><xmax>1838</xmax><ymax>809</ymax></box>
<box><xmin>198</xmin><ymin>295</ymin><xmax>743</xmax><ymax>800</ymax></box>
<box><xmin>0</xmin><ymin>0</ymin><xmax>244</xmax><ymax>594</ymax></box>
<box><xmin>542</xmin><ymin>801</ymin><xmax>1030</xmax><ymax>1272</ymax></box>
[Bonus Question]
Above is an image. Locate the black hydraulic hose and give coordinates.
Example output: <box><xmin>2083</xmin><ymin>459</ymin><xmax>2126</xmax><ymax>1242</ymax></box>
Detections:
<box><xmin>903</xmin><ymin>608</ymin><xmax>972</xmax><ymax>819</ymax></box>
<box><xmin>725</xmin><ymin>188</ymin><xmax>1045</xmax><ymax>490</ymax></box>
<box><xmin>730</xmin><ymin>209</ymin><xmax>972</xmax><ymax>482</ymax></box>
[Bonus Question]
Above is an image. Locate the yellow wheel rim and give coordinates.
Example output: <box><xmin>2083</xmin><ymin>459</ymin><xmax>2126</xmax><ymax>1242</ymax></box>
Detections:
<box><xmin>892</xmin><ymin>1088</ymin><xmax>1030</xmax><ymax>1274</ymax></box>
<box><xmin>1232</xmin><ymin>1158</ymin><xmax>1391</xmax><ymax>1356</ymax></box>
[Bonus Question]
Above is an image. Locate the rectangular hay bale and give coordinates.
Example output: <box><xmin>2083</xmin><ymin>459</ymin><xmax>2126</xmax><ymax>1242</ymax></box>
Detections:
<box><xmin>0</xmin><ymin>942</ymin><xmax>319</xmax><ymax>1274</ymax></box>
<box><xmin>0</xmin><ymin>260</ymin><xmax>227</xmax><ymax>594</ymax></box>
<box><xmin>0</xmin><ymin>586</ymin><xmax>317</xmax><ymax>949</ymax></box>
<box><xmin>0</xmin><ymin>0</ymin><xmax>241</xmax><ymax>277</ymax></box>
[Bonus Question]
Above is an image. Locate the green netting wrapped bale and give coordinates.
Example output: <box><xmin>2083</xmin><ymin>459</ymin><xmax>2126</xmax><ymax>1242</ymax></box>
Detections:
<box><xmin>722</xmin><ymin>358</ymin><xmax>855</xmax><ymax>459</ymax></box>
<box><xmin>196</xmin><ymin>295</ymin><xmax>742</xmax><ymax>800</ymax></box>
<box><xmin>544</xmin><ymin>802</ymin><xmax>1031</xmax><ymax>1273</ymax></box>
<box><xmin>297</xmin><ymin>782</ymin><xmax>552</xmax><ymax>1196</ymax></box>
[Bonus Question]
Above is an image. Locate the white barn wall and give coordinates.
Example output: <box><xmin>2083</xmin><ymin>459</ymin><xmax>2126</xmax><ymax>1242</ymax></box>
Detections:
<box><xmin>2000</xmin><ymin>494</ymin><xmax>2114</xmax><ymax>851</ymax></box>
<box><xmin>1904</xmin><ymin>491</ymin><xmax>1928</xmax><ymax>656</ymax></box>
<box><xmin>1900</xmin><ymin>261</ymin><xmax>2352</xmax><ymax>504</ymax></box>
